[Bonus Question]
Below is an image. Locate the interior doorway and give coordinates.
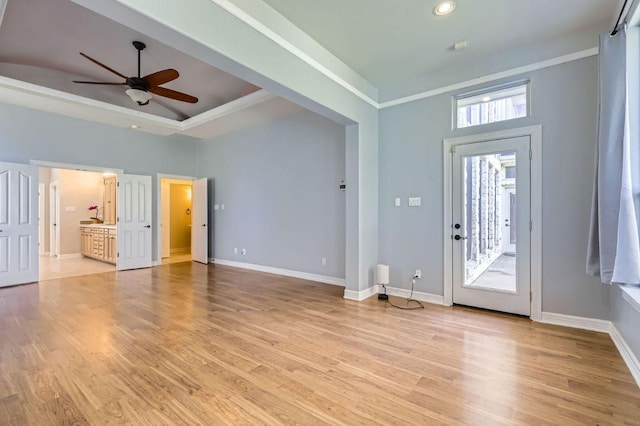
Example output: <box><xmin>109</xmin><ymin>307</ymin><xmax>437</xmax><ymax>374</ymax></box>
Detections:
<box><xmin>160</xmin><ymin>178</ymin><xmax>193</xmax><ymax>264</ymax></box>
<box><xmin>39</xmin><ymin>167</ymin><xmax>117</xmax><ymax>281</ymax></box>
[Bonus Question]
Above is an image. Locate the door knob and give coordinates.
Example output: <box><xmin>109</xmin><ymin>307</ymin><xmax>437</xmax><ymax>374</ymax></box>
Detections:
<box><xmin>144</xmin><ymin>225</ymin><xmax>151</xmax><ymax>228</ymax></box>
<box><xmin>454</xmin><ymin>224</ymin><xmax>461</xmax><ymax>229</ymax></box>
<box><xmin>201</xmin><ymin>224</ymin><xmax>206</xmax><ymax>227</ymax></box>
<box><xmin>454</xmin><ymin>235</ymin><xmax>467</xmax><ymax>240</ymax></box>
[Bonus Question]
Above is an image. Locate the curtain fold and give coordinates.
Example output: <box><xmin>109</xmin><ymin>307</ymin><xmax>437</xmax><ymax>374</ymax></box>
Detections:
<box><xmin>587</xmin><ymin>28</ymin><xmax>640</xmax><ymax>284</ymax></box>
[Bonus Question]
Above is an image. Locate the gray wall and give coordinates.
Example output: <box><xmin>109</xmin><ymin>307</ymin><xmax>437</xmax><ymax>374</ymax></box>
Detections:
<box><xmin>196</xmin><ymin>111</ymin><xmax>346</xmax><ymax>279</ymax></box>
<box><xmin>0</xmin><ymin>102</ymin><xmax>198</xmax><ymax>261</ymax></box>
<box><xmin>379</xmin><ymin>56</ymin><xmax>611</xmax><ymax>319</ymax></box>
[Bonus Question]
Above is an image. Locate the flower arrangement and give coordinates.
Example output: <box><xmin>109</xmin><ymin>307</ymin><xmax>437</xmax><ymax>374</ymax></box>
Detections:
<box><xmin>88</xmin><ymin>205</ymin><xmax>102</xmax><ymax>221</ymax></box>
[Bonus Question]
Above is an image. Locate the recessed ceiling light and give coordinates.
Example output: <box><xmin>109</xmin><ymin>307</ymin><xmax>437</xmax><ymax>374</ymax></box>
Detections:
<box><xmin>433</xmin><ymin>1</ymin><xmax>456</xmax><ymax>16</ymax></box>
<box><xmin>482</xmin><ymin>96</ymin><xmax>491</xmax><ymax>102</ymax></box>
<box><xmin>130</xmin><ymin>124</ymin><xmax>140</xmax><ymax>129</ymax></box>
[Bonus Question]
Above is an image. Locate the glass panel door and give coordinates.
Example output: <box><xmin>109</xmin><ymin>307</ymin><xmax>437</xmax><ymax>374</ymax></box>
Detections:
<box><xmin>451</xmin><ymin>136</ymin><xmax>531</xmax><ymax>316</ymax></box>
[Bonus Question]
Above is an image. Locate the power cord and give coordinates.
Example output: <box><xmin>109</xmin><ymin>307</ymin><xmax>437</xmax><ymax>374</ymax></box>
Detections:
<box><xmin>386</xmin><ymin>275</ymin><xmax>424</xmax><ymax>310</ymax></box>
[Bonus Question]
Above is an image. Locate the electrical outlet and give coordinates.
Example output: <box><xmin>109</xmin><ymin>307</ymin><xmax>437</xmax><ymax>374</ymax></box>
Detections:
<box><xmin>321</xmin><ymin>257</ymin><xmax>327</xmax><ymax>266</ymax></box>
<box><xmin>414</xmin><ymin>269</ymin><xmax>422</xmax><ymax>279</ymax></box>
<box><xmin>234</xmin><ymin>248</ymin><xmax>238</xmax><ymax>254</ymax></box>
<box><xmin>241</xmin><ymin>248</ymin><xmax>246</xmax><ymax>255</ymax></box>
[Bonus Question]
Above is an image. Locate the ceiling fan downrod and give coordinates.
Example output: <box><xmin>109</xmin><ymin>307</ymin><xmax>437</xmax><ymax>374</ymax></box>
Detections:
<box><xmin>132</xmin><ymin>41</ymin><xmax>145</xmax><ymax>78</ymax></box>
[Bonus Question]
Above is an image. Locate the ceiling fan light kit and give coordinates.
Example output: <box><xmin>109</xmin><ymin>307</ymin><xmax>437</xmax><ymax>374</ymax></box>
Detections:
<box><xmin>125</xmin><ymin>88</ymin><xmax>152</xmax><ymax>105</ymax></box>
<box><xmin>73</xmin><ymin>40</ymin><xmax>198</xmax><ymax>106</ymax></box>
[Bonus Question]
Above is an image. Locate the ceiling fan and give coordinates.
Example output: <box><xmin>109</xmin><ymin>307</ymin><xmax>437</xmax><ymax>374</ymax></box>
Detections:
<box><xmin>73</xmin><ymin>41</ymin><xmax>198</xmax><ymax>106</ymax></box>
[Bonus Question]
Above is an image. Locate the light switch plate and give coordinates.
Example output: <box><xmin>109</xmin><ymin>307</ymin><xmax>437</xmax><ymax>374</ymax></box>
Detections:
<box><xmin>408</xmin><ymin>197</ymin><xmax>422</xmax><ymax>207</ymax></box>
<box><xmin>65</xmin><ymin>206</ymin><xmax>76</xmax><ymax>212</ymax></box>
<box><xmin>394</xmin><ymin>197</ymin><xmax>401</xmax><ymax>207</ymax></box>
<box><xmin>214</xmin><ymin>204</ymin><xmax>219</xmax><ymax>210</ymax></box>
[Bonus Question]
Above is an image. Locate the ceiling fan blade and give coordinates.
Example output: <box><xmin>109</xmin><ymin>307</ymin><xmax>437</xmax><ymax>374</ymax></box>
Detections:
<box><xmin>79</xmin><ymin>52</ymin><xmax>128</xmax><ymax>80</ymax></box>
<box><xmin>150</xmin><ymin>86</ymin><xmax>198</xmax><ymax>104</ymax></box>
<box><xmin>73</xmin><ymin>81</ymin><xmax>127</xmax><ymax>85</ymax></box>
<box><xmin>142</xmin><ymin>69</ymin><xmax>179</xmax><ymax>88</ymax></box>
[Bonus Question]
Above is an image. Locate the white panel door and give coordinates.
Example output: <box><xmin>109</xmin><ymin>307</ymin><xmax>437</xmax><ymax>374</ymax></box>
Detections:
<box><xmin>0</xmin><ymin>162</ymin><xmax>39</xmax><ymax>287</ymax></box>
<box><xmin>117</xmin><ymin>174</ymin><xmax>152</xmax><ymax>271</ymax></box>
<box><xmin>160</xmin><ymin>180</ymin><xmax>170</xmax><ymax>258</ymax></box>
<box><xmin>451</xmin><ymin>136</ymin><xmax>531</xmax><ymax>316</ymax></box>
<box><xmin>191</xmin><ymin>178</ymin><xmax>208</xmax><ymax>264</ymax></box>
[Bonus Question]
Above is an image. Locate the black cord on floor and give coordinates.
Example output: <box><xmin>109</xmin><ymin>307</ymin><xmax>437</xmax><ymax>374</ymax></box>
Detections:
<box><xmin>387</xmin><ymin>278</ymin><xmax>424</xmax><ymax>310</ymax></box>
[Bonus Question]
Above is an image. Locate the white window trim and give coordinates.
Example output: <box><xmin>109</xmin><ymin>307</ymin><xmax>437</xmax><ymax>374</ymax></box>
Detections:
<box><xmin>452</xmin><ymin>80</ymin><xmax>531</xmax><ymax>130</ymax></box>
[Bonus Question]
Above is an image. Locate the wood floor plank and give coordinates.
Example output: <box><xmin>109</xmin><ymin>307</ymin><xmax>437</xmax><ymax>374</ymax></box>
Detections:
<box><xmin>0</xmin><ymin>262</ymin><xmax>638</xmax><ymax>424</ymax></box>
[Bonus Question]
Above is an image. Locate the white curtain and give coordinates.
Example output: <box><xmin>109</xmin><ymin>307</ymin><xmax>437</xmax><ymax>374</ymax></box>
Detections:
<box><xmin>587</xmin><ymin>28</ymin><xmax>640</xmax><ymax>284</ymax></box>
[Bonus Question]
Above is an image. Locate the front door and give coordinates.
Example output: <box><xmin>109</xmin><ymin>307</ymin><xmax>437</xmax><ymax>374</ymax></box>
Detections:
<box><xmin>0</xmin><ymin>161</ymin><xmax>39</xmax><ymax>287</ymax></box>
<box><xmin>117</xmin><ymin>174</ymin><xmax>152</xmax><ymax>271</ymax></box>
<box><xmin>451</xmin><ymin>136</ymin><xmax>531</xmax><ymax>316</ymax></box>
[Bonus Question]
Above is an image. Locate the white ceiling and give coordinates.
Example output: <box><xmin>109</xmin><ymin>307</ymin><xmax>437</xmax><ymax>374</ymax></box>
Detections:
<box><xmin>261</xmin><ymin>0</ymin><xmax>618</xmax><ymax>88</ymax></box>
<box><xmin>0</xmin><ymin>0</ymin><xmax>621</xmax><ymax>139</ymax></box>
<box><xmin>0</xmin><ymin>0</ymin><xmax>261</xmax><ymax>121</ymax></box>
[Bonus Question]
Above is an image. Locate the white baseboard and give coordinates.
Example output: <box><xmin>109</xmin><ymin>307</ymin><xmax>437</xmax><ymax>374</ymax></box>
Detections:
<box><xmin>383</xmin><ymin>285</ymin><xmax>445</xmax><ymax>305</ymax></box>
<box><xmin>343</xmin><ymin>285</ymin><xmax>380</xmax><ymax>301</ymax></box>
<box><xmin>57</xmin><ymin>253</ymin><xmax>83</xmax><ymax>260</ymax></box>
<box><xmin>536</xmin><ymin>312</ymin><xmax>640</xmax><ymax>388</ymax></box>
<box><xmin>610</xmin><ymin>325</ymin><xmax>640</xmax><ymax>387</ymax></box>
<box><xmin>42</xmin><ymin>251</ymin><xmax>50</xmax><ymax>256</ymax></box>
<box><xmin>204</xmin><ymin>258</ymin><xmax>640</xmax><ymax>388</ymax></box>
<box><xmin>343</xmin><ymin>284</ymin><xmax>445</xmax><ymax>305</ymax></box>
<box><xmin>539</xmin><ymin>312</ymin><xmax>611</xmax><ymax>333</ymax></box>
<box><xmin>211</xmin><ymin>258</ymin><xmax>345</xmax><ymax>287</ymax></box>
<box><xmin>152</xmin><ymin>260</ymin><xmax>162</xmax><ymax>266</ymax></box>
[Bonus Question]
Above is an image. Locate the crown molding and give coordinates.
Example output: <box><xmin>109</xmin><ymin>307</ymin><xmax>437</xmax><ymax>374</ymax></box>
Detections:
<box><xmin>204</xmin><ymin>1</ymin><xmax>599</xmax><ymax>111</ymax></box>
<box><xmin>0</xmin><ymin>74</ymin><xmax>278</xmax><ymax>139</ymax></box>
<box><xmin>208</xmin><ymin>0</ymin><xmax>379</xmax><ymax>109</ymax></box>
<box><xmin>379</xmin><ymin>47</ymin><xmax>599</xmax><ymax>108</ymax></box>
<box><xmin>181</xmin><ymin>90</ymin><xmax>276</xmax><ymax>130</ymax></box>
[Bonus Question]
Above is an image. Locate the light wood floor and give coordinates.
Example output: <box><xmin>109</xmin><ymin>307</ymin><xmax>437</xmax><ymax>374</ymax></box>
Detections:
<box><xmin>39</xmin><ymin>255</ymin><xmax>116</xmax><ymax>281</ymax></box>
<box><xmin>1</xmin><ymin>263</ymin><xmax>639</xmax><ymax>425</ymax></box>
<box><xmin>161</xmin><ymin>253</ymin><xmax>192</xmax><ymax>265</ymax></box>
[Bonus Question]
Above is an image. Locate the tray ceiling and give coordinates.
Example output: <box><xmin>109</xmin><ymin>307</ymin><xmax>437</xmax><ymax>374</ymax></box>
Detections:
<box><xmin>0</xmin><ymin>0</ymin><xmax>262</xmax><ymax>121</ymax></box>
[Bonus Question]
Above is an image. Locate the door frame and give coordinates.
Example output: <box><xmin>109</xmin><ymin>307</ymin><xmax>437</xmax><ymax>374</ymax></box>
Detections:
<box><xmin>443</xmin><ymin>125</ymin><xmax>542</xmax><ymax>321</ymax></box>
<box><xmin>156</xmin><ymin>173</ymin><xmax>196</xmax><ymax>265</ymax></box>
<box><xmin>34</xmin><ymin>161</ymin><xmax>123</xmax><ymax>259</ymax></box>
<box><xmin>39</xmin><ymin>183</ymin><xmax>45</xmax><ymax>256</ymax></box>
<box><xmin>49</xmin><ymin>181</ymin><xmax>59</xmax><ymax>257</ymax></box>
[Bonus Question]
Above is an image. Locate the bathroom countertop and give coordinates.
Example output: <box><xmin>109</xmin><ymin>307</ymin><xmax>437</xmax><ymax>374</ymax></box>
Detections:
<box><xmin>79</xmin><ymin>223</ymin><xmax>117</xmax><ymax>230</ymax></box>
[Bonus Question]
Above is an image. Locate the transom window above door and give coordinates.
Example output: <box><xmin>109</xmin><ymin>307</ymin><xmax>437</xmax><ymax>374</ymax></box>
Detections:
<box><xmin>455</xmin><ymin>81</ymin><xmax>529</xmax><ymax>129</ymax></box>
